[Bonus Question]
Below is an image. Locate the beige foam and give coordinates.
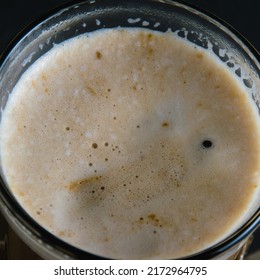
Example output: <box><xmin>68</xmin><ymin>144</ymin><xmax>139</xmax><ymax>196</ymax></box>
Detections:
<box><xmin>1</xmin><ymin>28</ymin><xmax>260</xmax><ymax>259</ymax></box>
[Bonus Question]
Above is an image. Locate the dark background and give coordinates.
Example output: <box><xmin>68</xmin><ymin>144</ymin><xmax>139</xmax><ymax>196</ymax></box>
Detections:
<box><xmin>0</xmin><ymin>0</ymin><xmax>259</xmax><ymax>258</ymax></box>
<box><xmin>0</xmin><ymin>0</ymin><xmax>260</xmax><ymax>54</ymax></box>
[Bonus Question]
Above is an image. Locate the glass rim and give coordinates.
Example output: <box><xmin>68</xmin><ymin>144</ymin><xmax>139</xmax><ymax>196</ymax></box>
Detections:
<box><xmin>0</xmin><ymin>0</ymin><xmax>259</xmax><ymax>260</ymax></box>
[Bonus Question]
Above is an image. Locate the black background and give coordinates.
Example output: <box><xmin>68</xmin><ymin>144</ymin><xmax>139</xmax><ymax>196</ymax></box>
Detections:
<box><xmin>0</xmin><ymin>0</ymin><xmax>260</xmax><ymax>54</ymax></box>
<box><xmin>0</xmin><ymin>0</ymin><xmax>259</xmax><ymax>258</ymax></box>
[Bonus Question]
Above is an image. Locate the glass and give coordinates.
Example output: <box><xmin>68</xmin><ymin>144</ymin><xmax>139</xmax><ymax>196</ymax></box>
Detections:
<box><xmin>0</xmin><ymin>0</ymin><xmax>259</xmax><ymax>259</ymax></box>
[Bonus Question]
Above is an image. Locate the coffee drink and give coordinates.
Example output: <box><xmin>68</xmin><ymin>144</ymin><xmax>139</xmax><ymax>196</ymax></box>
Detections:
<box><xmin>1</xmin><ymin>28</ymin><xmax>259</xmax><ymax>259</ymax></box>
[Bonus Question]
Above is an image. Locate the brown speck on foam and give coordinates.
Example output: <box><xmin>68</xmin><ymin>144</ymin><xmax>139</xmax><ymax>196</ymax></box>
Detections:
<box><xmin>41</xmin><ymin>74</ymin><xmax>47</xmax><ymax>81</ymax></box>
<box><xmin>58</xmin><ymin>231</ymin><xmax>66</xmax><ymax>237</ymax></box>
<box><xmin>147</xmin><ymin>33</ymin><xmax>153</xmax><ymax>40</ymax></box>
<box><xmin>196</xmin><ymin>52</ymin><xmax>204</xmax><ymax>59</ymax></box>
<box><xmin>67</xmin><ymin>176</ymin><xmax>102</xmax><ymax>192</ymax></box>
<box><xmin>136</xmin><ymin>214</ymin><xmax>165</xmax><ymax>228</ymax></box>
<box><xmin>95</xmin><ymin>51</ymin><xmax>102</xmax><ymax>59</ymax></box>
<box><xmin>148</xmin><ymin>48</ymin><xmax>154</xmax><ymax>55</ymax></box>
<box><xmin>148</xmin><ymin>213</ymin><xmax>156</xmax><ymax>221</ymax></box>
<box><xmin>86</xmin><ymin>86</ymin><xmax>96</xmax><ymax>96</ymax></box>
<box><xmin>162</xmin><ymin>122</ymin><xmax>169</xmax><ymax>128</ymax></box>
<box><xmin>18</xmin><ymin>191</ymin><xmax>25</xmax><ymax>197</ymax></box>
<box><xmin>92</xmin><ymin>143</ymin><xmax>98</xmax><ymax>149</ymax></box>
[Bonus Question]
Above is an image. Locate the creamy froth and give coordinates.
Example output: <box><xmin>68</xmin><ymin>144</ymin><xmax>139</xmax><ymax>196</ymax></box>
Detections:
<box><xmin>1</xmin><ymin>28</ymin><xmax>260</xmax><ymax>259</ymax></box>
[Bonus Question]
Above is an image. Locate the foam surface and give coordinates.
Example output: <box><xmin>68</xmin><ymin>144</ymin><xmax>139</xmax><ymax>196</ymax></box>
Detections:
<box><xmin>1</xmin><ymin>28</ymin><xmax>260</xmax><ymax>259</ymax></box>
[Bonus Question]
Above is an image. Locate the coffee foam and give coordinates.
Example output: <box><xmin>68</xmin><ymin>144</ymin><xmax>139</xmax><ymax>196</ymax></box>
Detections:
<box><xmin>1</xmin><ymin>28</ymin><xmax>260</xmax><ymax>259</ymax></box>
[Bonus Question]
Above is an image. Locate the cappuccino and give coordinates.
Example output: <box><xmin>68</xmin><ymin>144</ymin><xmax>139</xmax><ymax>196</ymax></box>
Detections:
<box><xmin>1</xmin><ymin>28</ymin><xmax>260</xmax><ymax>259</ymax></box>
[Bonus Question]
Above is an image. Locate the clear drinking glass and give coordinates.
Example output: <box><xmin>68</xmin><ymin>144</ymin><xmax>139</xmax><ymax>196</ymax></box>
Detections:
<box><xmin>0</xmin><ymin>0</ymin><xmax>259</xmax><ymax>259</ymax></box>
